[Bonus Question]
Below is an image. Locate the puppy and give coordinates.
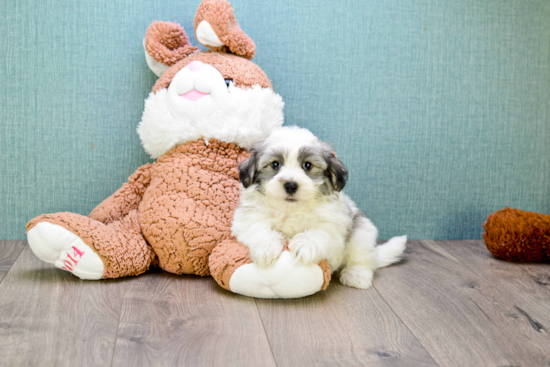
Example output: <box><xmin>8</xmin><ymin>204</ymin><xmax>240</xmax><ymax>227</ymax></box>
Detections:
<box><xmin>232</xmin><ymin>126</ymin><xmax>406</xmax><ymax>289</ymax></box>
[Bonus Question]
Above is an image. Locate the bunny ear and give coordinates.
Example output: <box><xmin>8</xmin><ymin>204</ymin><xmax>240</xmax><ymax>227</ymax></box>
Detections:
<box><xmin>194</xmin><ymin>0</ymin><xmax>256</xmax><ymax>59</ymax></box>
<box><xmin>144</xmin><ymin>21</ymin><xmax>198</xmax><ymax>76</ymax></box>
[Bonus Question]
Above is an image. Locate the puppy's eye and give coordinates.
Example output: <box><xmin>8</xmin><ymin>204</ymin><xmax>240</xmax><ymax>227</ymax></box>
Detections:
<box><xmin>303</xmin><ymin>161</ymin><xmax>313</xmax><ymax>171</ymax></box>
<box><xmin>271</xmin><ymin>161</ymin><xmax>280</xmax><ymax>169</ymax></box>
<box><xmin>224</xmin><ymin>79</ymin><xmax>232</xmax><ymax>88</ymax></box>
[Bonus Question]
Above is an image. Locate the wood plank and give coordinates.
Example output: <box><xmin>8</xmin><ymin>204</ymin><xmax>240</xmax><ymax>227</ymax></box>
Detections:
<box><xmin>374</xmin><ymin>240</ymin><xmax>550</xmax><ymax>367</ymax></box>
<box><xmin>255</xmin><ymin>281</ymin><xmax>437</xmax><ymax>367</ymax></box>
<box><xmin>0</xmin><ymin>241</ymin><xmax>25</xmax><ymax>284</ymax></box>
<box><xmin>111</xmin><ymin>271</ymin><xmax>277</xmax><ymax>367</ymax></box>
<box><xmin>0</xmin><ymin>246</ymin><xmax>130</xmax><ymax>367</ymax></box>
<box><xmin>440</xmin><ymin>240</ymin><xmax>550</xmax><ymax>334</ymax></box>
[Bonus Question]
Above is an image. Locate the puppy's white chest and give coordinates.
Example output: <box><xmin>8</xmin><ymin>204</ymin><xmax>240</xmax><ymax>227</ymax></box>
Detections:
<box><xmin>272</xmin><ymin>212</ymin><xmax>316</xmax><ymax>239</ymax></box>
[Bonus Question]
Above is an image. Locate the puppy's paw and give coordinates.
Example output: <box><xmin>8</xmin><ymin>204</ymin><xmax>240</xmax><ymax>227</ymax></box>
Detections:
<box><xmin>249</xmin><ymin>241</ymin><xmax>284</xmax><ymax>268</ymax></box>
<box><xmin>289</xmin><ymin>233</ymin><xmax>325</xmax><ymax>265</ymax></box>
<box><xmin>340</xmin><ymin>266</ymin><xmax>374</xmax><ymax>289</ymax></box>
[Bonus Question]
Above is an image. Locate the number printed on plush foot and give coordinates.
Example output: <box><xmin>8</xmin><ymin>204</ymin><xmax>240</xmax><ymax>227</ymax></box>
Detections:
<box><xmin>27</xmin><ymin>222</ymin><xmax>105</xmax><ymax>280</ymax></box>
<box><xmin>59</xmin><ymin>245</ymin><xmax>85</xmax><ymax>271</ymax></box>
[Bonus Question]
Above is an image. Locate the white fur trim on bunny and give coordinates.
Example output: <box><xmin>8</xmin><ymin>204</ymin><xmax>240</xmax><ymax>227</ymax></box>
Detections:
<box><xmin>196</xmin><ymin>20</ymin><xmax>226</xmax><ymax>47</ymax></box>
<box><xmin>143</xmin><ymin>39</ymin><xmax>169</xmax><ymax>77</ymax></box>
<box><xmin>137</xmin><ymin>84</ymin><xmax>284</xmax><ymax>158</ymax></box>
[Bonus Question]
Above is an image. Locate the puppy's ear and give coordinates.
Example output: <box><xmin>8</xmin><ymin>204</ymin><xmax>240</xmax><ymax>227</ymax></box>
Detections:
<box><xmin>324</xmin><ymin>149</ymin><xmax>348</xmax><ymax>192</ymax></box>
<box><xmin>144</xmin><ymin>21</ymin><xmax>198</xmax><ymax>77</ymax></box>
<box><xmin>239</xmin><ymin>149</ymin><xmax>259</xmax><ymax>188</ymax></box>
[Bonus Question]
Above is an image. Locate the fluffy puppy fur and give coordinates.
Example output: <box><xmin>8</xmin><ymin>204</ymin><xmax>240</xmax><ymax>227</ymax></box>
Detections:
<box><xmin>232</xmin><ymin>126</ymin><xmax>407</xmax><ymax>289</ymax></box>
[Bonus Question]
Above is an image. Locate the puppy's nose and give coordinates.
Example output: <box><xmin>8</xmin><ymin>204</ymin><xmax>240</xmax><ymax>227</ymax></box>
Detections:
<box><xmin>284</xmin><ymin>181</ymin><xmax>298</xmax><ymax>194</ymax></box>
<box><xmin>188</xmin><ymin>60</ymin><xmax>204</xmax><ymax>72</ymax></box>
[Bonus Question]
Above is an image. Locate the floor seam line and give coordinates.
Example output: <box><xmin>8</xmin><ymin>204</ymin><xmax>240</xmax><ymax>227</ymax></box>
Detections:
<box><xmin>109</xmin><ymin>284</ymin><xmax>126</xmax><ymax>367</ymax></box>
<box><xmin>372</xmin><ymin>240</ymin><xmax>442</xmax><ymax>367</ymax></box>
<box><xmin>437</xmin><ymin>240</ymin><xmax>550</xmax><ymax>356</ymax></box>
<box><xmin>373</xmin><ymin>284</ymin><xmax>441</xmax><ymax>366</ymax></box>
<box><xmin>0</xmin><ymin>241</ymin><xmax>26</xmax><ymax>287</ymax></box>
<box><xmin>253</xmin><ymin>298</ymin><xmax>280</xmax><ymax>367</ymax></box>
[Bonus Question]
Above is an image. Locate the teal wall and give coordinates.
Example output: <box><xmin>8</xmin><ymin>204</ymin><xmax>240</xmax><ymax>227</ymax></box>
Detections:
<box><xmin>1</xmin><ymin>0</ymin><xmax>549</xmax><ymax>240</ymax></box>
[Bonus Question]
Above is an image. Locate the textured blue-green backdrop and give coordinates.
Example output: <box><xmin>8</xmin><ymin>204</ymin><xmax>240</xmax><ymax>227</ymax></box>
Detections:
<box><xmin>1</xmin><ymin>0</ymin><xmax>549</xmax><ymax>240</ymax></box>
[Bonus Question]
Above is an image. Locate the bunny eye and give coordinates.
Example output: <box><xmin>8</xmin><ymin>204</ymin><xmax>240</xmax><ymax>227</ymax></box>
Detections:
<box><xmin>224</xmin><ymin>79</ymin><xmax>232</xmax><ymax>88</ymax></box>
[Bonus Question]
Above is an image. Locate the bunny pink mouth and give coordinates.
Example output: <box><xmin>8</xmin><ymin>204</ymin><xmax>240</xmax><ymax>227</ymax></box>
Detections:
<box><xmin>180</xmin><ymin>90</ymin><xmax>209</xmax><ymax>101</ymax></box>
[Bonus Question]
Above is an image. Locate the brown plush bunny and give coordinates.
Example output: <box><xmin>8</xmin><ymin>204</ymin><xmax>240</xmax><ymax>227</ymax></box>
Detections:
<box><xmin>483</xmin><ymin>207</ymin><xmax>550</xmax><ymax>262</ymax></box>
<box><xmin>26</xmin><ymin>0</ymin><xmax>331</xmax><ymax>298</ymax></box>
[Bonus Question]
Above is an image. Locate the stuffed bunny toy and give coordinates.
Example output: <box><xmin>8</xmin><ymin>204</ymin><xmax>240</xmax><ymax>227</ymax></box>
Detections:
<box><xmin>26</xmin><ymin>0</ymin><xmax>331</xmax><ymax>298</ymax></box>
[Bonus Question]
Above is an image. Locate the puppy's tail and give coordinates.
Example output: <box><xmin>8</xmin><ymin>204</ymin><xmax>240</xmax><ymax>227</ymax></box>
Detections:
<box><xmin>375</xmin><ymin>235</ymin><xmax>407</xmax><ymax>268</ymax></box>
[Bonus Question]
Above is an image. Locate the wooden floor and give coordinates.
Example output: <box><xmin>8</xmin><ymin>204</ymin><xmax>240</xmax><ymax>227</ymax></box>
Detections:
<box><xmin>0</xmin><ymin>240</ymin><xmax>549</xmax><ymax>367</ymax></box>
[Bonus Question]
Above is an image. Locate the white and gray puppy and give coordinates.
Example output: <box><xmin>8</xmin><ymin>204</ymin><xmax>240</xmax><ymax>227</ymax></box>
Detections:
<box><xmin>232</xmin><ymin>126</ymin><xmax>406</xmax><ymax>289</ymax></box>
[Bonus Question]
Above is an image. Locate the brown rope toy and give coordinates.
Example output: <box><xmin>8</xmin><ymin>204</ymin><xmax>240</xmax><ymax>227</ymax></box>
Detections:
<box><xmin>483</xmin><ymin>207</ymin><xmax>550</xmax><ymax>262</ymax></box>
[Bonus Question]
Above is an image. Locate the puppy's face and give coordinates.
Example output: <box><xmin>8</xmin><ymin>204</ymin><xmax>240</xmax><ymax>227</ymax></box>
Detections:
<box><xmin>239</xmin><ymin>127</ymin><xmax>348</xmax><ymax>203</ymax></box>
